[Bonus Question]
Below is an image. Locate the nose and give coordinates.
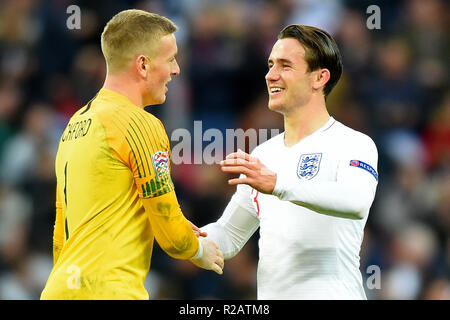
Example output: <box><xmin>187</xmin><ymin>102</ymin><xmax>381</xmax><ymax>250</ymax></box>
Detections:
<box><xmin>171</xmin><ymin>59</ymin><xmax>180</xmax><ymax>76</ymax></box>
<box><xmin>265</xmin><ymin>65</ymin><xmax>279</xmax><ymax>82</ymax></box>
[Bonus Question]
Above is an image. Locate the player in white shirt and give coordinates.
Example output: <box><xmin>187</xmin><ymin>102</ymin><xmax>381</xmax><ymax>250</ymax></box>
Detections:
<box><xmin>200</xmin><ymin>25</ymin><xmax>379</xmax><ymax>299</ymax></box>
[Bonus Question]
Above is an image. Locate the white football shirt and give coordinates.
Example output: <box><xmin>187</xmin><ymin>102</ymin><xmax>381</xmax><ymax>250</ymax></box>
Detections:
<box><xmin>203</xmin><ymin>117</ymin><xmax>378</xmax><ymax>299</ymax></box>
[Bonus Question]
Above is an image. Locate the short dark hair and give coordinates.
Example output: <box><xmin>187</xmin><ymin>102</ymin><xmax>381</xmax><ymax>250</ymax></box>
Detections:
<box><xmin>278</xmin><ymin>24</ymin><xmax>343</xmax><ymax>97</ymax></box>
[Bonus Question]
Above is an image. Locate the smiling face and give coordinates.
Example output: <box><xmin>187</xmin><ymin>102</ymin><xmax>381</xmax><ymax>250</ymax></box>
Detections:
<box><xmin>265</xmin><ymin>38</ymin><xmax>316</xmax><ymax>114</ymax></box>
<box><xmin>143</xmin><ymin>33</ymin><xmax>180</xmax><ymax>105</ymax></box>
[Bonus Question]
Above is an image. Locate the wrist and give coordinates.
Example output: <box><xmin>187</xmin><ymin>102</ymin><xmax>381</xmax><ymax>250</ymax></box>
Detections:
<box><xmin>191</xmin><ymin>237</ymin><xmax>203</xmax><ymax>260</ymax></box>
<box><xmin>272</xmin><ymin>171</ymin><xmax>285</xmax><ymax>198</ymax></box>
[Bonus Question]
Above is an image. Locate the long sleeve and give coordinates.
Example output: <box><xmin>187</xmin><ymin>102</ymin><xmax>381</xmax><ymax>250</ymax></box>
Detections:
<box><xmin>142</xmin><ymin>190</ymin><xmax>199</xmax><ymax>260</ymax></box>
<box><xmin>201</xmin><ymin>183</ymin><xmax>260</xmax><ymax>260</ymax></box>
<box><xmin>272</xmin><ymin>135</ymin><xmax>378</xmax><ymax>220</ymax></box>
<box><xmin>53</xmin><ymin>187</ymin><xmax>65</xmax><ymax>265</ymax></box>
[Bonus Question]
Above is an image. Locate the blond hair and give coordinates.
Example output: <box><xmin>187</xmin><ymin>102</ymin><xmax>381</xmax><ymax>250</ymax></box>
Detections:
<box><xmin>101</xmin><ymin>9</ymin><xmax>177</xmax><ymax>74</ymax></box>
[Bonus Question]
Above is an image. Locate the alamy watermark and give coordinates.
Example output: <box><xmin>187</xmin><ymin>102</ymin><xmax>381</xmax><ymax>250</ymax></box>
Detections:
<box><xmin>67</xmin><ymin>4</ymin><xmax>381</xmax><ymax>31</ymax></box>
<box><xmin>170</xmin><ymin>121</ymin><xmax>280</xmax><ymax>165</ymax></box>
<box><xmin>66</xmin><ymin>264</ymin><xmax>81</xmax><ymax>289</ymax></box>
<box><xmin>366</xmin><ymin>264</ymin><xmax>381</xmax><ymax>290</ymax></box>
<box><xmin>366</xmin><ymin>5</ymin><xmax>381</xmax><ymax>30</ymax></box>
<box><xmin>66</xmin><ymin>5</ymin><xmax>81</xmax><ymax>30</ymax></box>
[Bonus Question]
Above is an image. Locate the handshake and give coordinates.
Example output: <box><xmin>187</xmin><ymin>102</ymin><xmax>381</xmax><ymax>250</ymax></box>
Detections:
<box><xmin>188</xmin><ymin>222</ymin><xmax>224</xmax><ymax>275</ymax></box>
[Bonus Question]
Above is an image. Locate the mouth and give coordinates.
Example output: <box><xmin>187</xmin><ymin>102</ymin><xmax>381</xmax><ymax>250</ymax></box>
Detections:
<box><xmin>268</xmin><ymin>86</ymin><xmax>285</xmax><ymax>96</ymax></box>
<box><xmin>165</xmin><ymin>78</ymin><xmax>172</xmax><ymax>90</ymax></box>
<box><xmin>164</xmin><ymin>80</ymin><xmax>170</xmax><ymax>93</ymax></box>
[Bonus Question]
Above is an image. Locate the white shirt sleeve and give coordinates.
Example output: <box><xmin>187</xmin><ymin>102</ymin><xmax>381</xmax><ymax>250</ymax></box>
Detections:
<box><xmin>273</xmin><ymin>135</ymin><xmax>379</xmax><ymax>220</ymax></box>
<box><xmin>201</xmin><ymin>180</ymin><xmax>260</xmax><ymax>260</ymax></box>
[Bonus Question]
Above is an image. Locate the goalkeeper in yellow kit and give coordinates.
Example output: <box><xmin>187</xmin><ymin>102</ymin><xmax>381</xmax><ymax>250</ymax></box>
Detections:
<box><xmin>40</xmin><ymin>10</ymin><xmax>224</xmax><ymax>300</ymax></box>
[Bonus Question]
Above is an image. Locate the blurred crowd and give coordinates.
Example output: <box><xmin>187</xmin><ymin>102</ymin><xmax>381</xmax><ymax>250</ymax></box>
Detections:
<box><xmin>0</xmin><ymin>0</ymin><xmax>449</xmax><ymax>300</ymax></box>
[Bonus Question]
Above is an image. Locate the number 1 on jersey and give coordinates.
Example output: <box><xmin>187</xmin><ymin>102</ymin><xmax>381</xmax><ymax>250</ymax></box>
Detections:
<box><xmin>64</xmin><ymin>162</ymin><xmax>69</xmax><ymax>240</ymax></box>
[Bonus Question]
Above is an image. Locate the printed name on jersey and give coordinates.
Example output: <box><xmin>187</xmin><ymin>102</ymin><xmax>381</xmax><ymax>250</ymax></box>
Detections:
<box><xmin>151</xmin><ymin>151</ymin><xmax>170</xmax><ymax>179</ymax></box>
<box><xmin>297</xmin><ymin>153</ymin><xmax>322</xmax><ymax>180</ymax></box>
<box><xmin>349</xmin><ymin>160</ymin><xmax>378</xmax><ymax>181</ymax></box>
<box><xmin>61</xmin><ymin>118</ymin><xmax>92</xmax><ymax>142</ymax></box>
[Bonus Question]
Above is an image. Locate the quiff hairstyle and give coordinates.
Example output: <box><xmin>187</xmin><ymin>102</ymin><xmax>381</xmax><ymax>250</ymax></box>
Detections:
<box><xmin>101</xmin><ymin>9</ymin><xmax>177</xmax><ymax>74</ymax></box>
<box><xmin>278</xmin><ymin>25</ymin><xmax>343</xmax><ymax>98</ymax></box>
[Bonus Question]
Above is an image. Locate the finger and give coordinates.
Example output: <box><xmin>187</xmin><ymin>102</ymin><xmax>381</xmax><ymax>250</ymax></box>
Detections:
<box><xmin>216</xmin><ymin>260</ymin><xmax>224</xmax><ymax>271</ymax></box>
<box><xmin>216</xmin><ymin>255</ymin><xmax>224</xmax><ymax>269</ymax></box>
<box><xmin>225</xmin><ymin>153</ymin><xmax>259</xmax><ymax>166</ymax></box>
<box><xmin>189</xmin><ymin>221</ymin><xmax>200</xmax><ymax>231</ymax></box>
<box><xmin>190</xmin><ymin>222</ymin><xmax>207</xmax><ymax>237</ymax></box>
<box><xmin>225</xmin><ymin>152</ymin><xmax>240</xmax><ymax>160</ymax></box>
<box><xmin>212</xmin><ymin>263</ymin><xmax>223</xmax><ymax>275</ymax></box>
<box><xmin>194</xmin><ymin>230</ymin><xmax>207</xmax><ymax>237</ymax></box>
<box><xmin>221</xmin><ymin>166</ymin><xmax>252</xmax><ymax>176</ymax></box>
<box><xmin>228</xmin><ymin>178</ymin><xmax>251</xmax><ymax>186</ymax></box>
<box><xmin>220</xmin><ymin>158</ymin><xmax>249</xmax><ymax>167</ymax></box>
<box><xmin>224</xmin><ymin>150</ymin><xmax>259</xmax><ymax>162</ymax></box>
<box><xmin>226</xmin><ymin>151</ymin><xmax>250</xmax><ymax>160</ymax></box>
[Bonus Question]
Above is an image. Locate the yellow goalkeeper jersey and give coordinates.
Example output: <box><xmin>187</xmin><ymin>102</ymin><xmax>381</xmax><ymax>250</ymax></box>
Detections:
<box><xmin>41</xmin><ymin>88</ymin><xmax>199</xmax><ymax>300</ymax></box>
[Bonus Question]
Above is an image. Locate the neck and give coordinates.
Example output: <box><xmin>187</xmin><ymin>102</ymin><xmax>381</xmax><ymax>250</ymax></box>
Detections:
<box><xmin>283</xmin><ymin>95</ymin><xmax>330</xmax><ymax>147</ymax></box>
<box><xmin>102</xmin><ymin>72</ymin><xmax>144</xmax><ymax>108</ymax></box>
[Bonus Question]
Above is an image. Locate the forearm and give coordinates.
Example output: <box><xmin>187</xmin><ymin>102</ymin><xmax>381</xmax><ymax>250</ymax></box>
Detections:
<box><xmin>202</xmin><ymin>196</ymin><xmax>259</xmax><ymax>260</ymax></box>
<box><xmin>143</xmin><ymin>191</ymin><xmax>199</xmax><ymax>260</ymax></box>
<box><xmin>273</xmin><ymin>173</ymin><xmax>376</xmax><ymax>220</ymax></box>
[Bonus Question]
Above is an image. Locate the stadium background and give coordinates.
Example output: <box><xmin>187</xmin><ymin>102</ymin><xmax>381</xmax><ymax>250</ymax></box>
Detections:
<box><xmin>0</xmin><ymin>0</ymin><xmax>448</xmax><ymax>299</ymax></box>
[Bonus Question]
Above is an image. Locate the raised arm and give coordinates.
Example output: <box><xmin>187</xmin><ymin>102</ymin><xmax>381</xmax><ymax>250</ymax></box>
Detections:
<box><xmin>221</xmin><ymin>138</ymin><xmax>378</xmax><ymax>220</ymax></box>
<box><xmin>272</xmin><ymin>169</ymin><xmax>377</xmax><ymax>220</ymax></box>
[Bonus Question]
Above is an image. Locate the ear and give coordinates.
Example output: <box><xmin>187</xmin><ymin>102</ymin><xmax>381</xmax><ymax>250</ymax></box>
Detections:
<box><xmin>135</xmin><ymin>55</ymin><xmax>148</xmax><ymax>79</ymax></box>
<box><xmin>311</xmin><ymin>68</ymin><xmax>330</xmax><ymax>93</ymax></box>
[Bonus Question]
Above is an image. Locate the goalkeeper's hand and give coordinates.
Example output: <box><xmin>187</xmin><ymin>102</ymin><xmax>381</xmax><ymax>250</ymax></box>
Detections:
<box><xmin>190</xmin><ymin>237</ymin><xmax>224</xmax><ymax>275</ymax></box>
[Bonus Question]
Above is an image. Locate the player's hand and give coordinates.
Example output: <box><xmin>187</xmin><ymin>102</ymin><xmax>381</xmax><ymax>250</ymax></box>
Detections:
<box><xmin>189</xmin><ymin>238</ymin><xmax>224</xmax><ymax>275</ymax></box>
<box><xmin>189</xmin><ymin>220</ymin><xmax>207</xmax><ymax>237</ymax></box>
<box><xmin>220</xmin><ymin>149</ymin><xmax>277</xmax><ymax>194</ymax></box>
